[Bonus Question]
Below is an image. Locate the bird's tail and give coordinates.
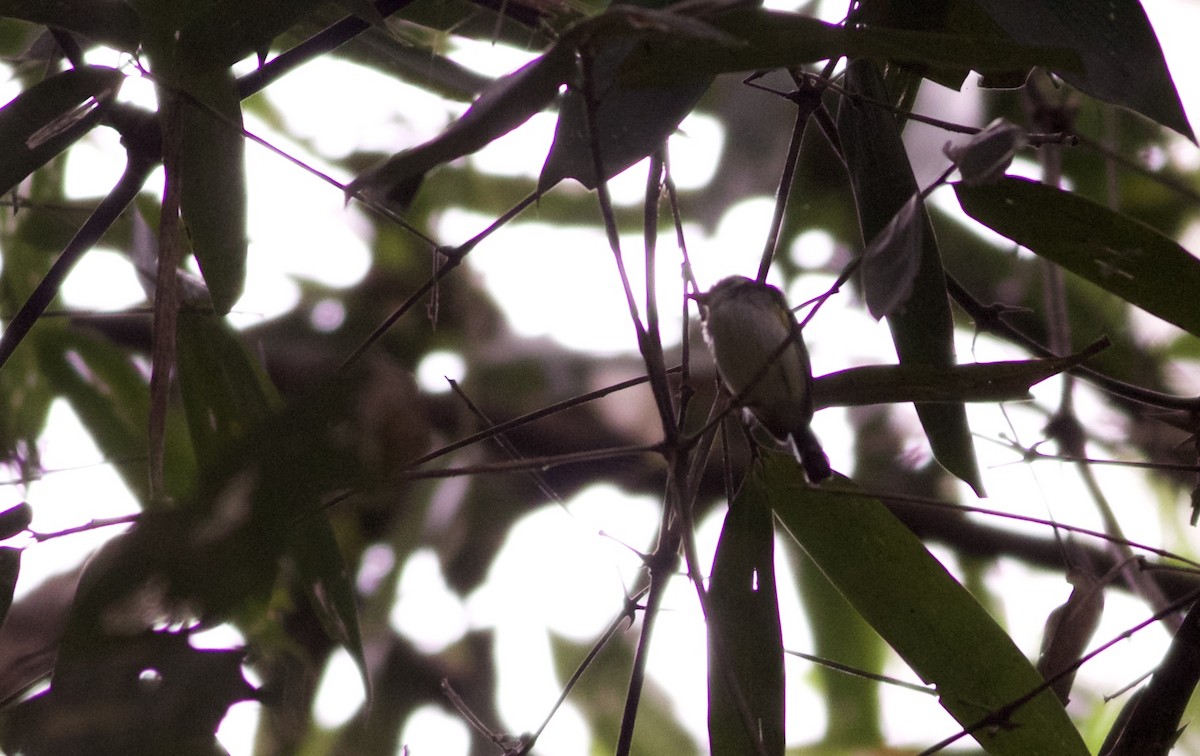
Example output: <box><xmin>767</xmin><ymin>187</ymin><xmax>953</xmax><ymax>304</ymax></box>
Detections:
<box><xmin>791</xmin><ymin>427</ymin><xmax>832</xmax><ymax>483</ymax></box>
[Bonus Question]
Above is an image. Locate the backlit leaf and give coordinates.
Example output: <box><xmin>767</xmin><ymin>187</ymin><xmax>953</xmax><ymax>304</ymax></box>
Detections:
<box><xmin>764</xmin><ymin>456</ymin><xmax>1089</xmax><ymax>755</ymax></box>
<box><xmin>955</xmin><ymin>177</ymin><xmax>1200</xmax><ymax>339</ymax></box>
<box><xmin>837</xmin><ymin>58</ymin><xmax>983</xmax><ymax>496</ymax></box>
<box><xmin>812</xmin><ymin>341</ymin><xmax>1106</xmax><ymax>409</ymax></box>
<box><xmin>707</xmin><ymin>475</ymin><xmax>784</xmax><ymax>756</ymax></box>
<box><xmin>0</xmin><ymin>66</ymin><xmax>123</xmax><ymax>196</ymax></box>
<box><xmin>177</xmin><ymin>70</ymin><xmax>248</xmax><ymax>315</ymax></box>
<box><xmin>970</xmin><ymin>0</ymin><xmax>1193</xmax><ymax>140</ymax></box>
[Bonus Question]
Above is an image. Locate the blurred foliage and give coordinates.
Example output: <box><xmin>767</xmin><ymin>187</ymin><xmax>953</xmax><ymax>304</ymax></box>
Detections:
<box><xmin>0</xmin><ymin>0</ymin><xmax>1194</xmax><ymax>755</ymax></box>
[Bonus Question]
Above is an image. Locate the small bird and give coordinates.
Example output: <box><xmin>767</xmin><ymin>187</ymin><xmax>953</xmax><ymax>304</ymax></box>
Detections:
<box><xmin>697</xmin><ymin>275</ymin><xmax>831</xmax><ymax>483</ymax></box>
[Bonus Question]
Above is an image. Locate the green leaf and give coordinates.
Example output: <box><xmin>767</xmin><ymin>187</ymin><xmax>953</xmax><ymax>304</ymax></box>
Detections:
<box><xmin>0</xmin><ymin>1</ymin><xmax>142</xmax><ymax>52</ymax></box>
<box><xmin>177</xmin><ymin>69</ymin><xmax>248</xmax><ymax>315</ymax></box>
<box><xmin>971</xmin><ymin>0</ymin><xmax>1194</xmax><ymax>141</ymax></box>
<box><xmin>861</xmin><ymin>192</ymin><xmax>924</xmax><ymax>320</ymax></box>
<box><xmin>763</xmin><ymin>455</ymin><xmax>1089</xmax><ymax>756</ymax></box>
<box><xmin>538</xmin><ymin>8</ymin><xmax>728</xmax><ymax>191</ymax></box>
<box><xmin>789</xmin><ymin>541</ymin><xmax>884</xmax><ymax>747</ymax></box>
<box><xmin>946</xmin><ymin>118</ymin><xmax>1027</xmax><ymax>186</ymax></box>
<box><xmin>707</xmin><ymin>476</ymin><xmax>784</xmax><ymax>756</ymax></box>
<box><xmin>36</xmin><ymin>325</ymin><xmax>196</xmax><ymax>505</ymax></box>
<box><xmin>837</xmin><ymin>58</ymin><xmax>983</xmax><ymax>496</ymax></box>
<box><xmin>812</xmin><ymin>342</ymin><xmax>1106</xmax><ymax>409</ymax></box>
<box><xmin>955</xmin><ymin>177</ymin><xmax>1200</xmax><ymax>340</ymax></box>
<box><xmin>294</xmin><ymin>513</ymin><xmax>370</xmax><ymax>698</ymax></box>
<box><xmin>177</xmin><ymin>0</ymin><xmax>324</xmax><ymax>70</ymax></box>
<box><xmin>549</xmin><ymin>633</ymin><xmax>699</xmax><ymax>755</ymax></box>
<box><xmin>1102</xmin><ymin>601</ymin><xmax>1200</xmax><ymax>754</ymax></box>
<box><xmin>348</xmin><ymin>47</ymin><xmax>575</xmax><ymax>208</ymax></box>
<box><xmin>175</xmin><ymin>310</ymin><xmax>279</xmax><ymax>472</ymax></box>
<box><xmin>617</xmin><ymin>8</ymin><xmax>1082</xmax><ymax>87</ymax></box>
<box><xmin>0</xmin><ymin>66</ymin><xmax>123</xmax><ymax>196</ymax></box>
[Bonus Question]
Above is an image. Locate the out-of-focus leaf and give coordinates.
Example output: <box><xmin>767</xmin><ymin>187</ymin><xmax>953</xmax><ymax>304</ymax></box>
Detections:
<box><xmin>61</xmin><ymin>383</ymin><xmax>365</xmax><ymax>646</ymax></box>
<box><xmin>0</xmin><ymin>547</ymin><xmax>19</xmax><ymax>630</ymax></box>
<box><xmin>0</xmin><ymin>1</ymin><xmax>141</xmax><ymax>51</ymax></box>
<box><xmin>0</xmin><ymin>503</ymin><xmax>31</xmax><ymax>541</ymax></box>
<box><xmin>549</xmin><ymin>633</ymin><xmax>699</xmax><ymax>755</ymax></box>
<box><xmin>955</xmin><ymin>177</ymin><xmax>1200</xmax><ymax>340</ymax></box>
<box><xmin>971</xmin><ymin>0</ymin><xmax>1194</xmax><ymax>141</ymax></box>
<box><xmin>348</xmin><ymin>47</ymin><xmax>575</xmax><ymax>208</ymax></box>
<box><xmin>0</xmin><ymin>569</ymin><xmax>80</xmax><ymax>706</ymax></box>
<box><xmin>764</xmin><ymin>455</ymin><xmax>1089</xmax><ymax>756</ymax></box>
<box><xmin>0</xmin><ymin>339</ymin><xmax>52</xmax><ymax>486</ymax></box>
<box><xmin>176</xmin><ymin>310</ymin><xmax>278</xmax><ymax>471</ymax></box>
<box><xmin>1037</xmin><ymin>568</ymin><xmax>1105</xmax><ymax>705</ymax></box>
<box><xmin>618</xmin><ymin>8</ymin><xmax>1082</xmax><ymax>87</ymax></box>
<box><xmin>707</xmin><ymin>474</ymin><xmax>784</xmax><ymax>756</ymax></box>
<box><xmin>1103</xmin><ymin>599</ymin><xmax>1200</xmax><ymax>755</ymax></box>
<box><xmin>0</xmin><ymin>66</ymin><xmax>123</xmax><ymax>196</ymax></box>
<box><xmin>812</xmin><ymin>341</ymin><xmax>1106</xmax><ymax>409</ymax></box>
<box><xmin>862</xmin><ymin>192</ymin><xmax>924</xmax><ymax>320</ymax></box>
<box><xmin>176</xmin><ymin>70</ymin><xmax>247</xmax><ymax>315</ymax></box>
<box><xmin>8</xmin><ymin>630</ymin><xmax>256</xmax><ymax>755</ymax></box>
<box><xmin>36</xmin><ymin>325</ymin><xmax>196</xmax><ymax>506</ymax></box>
<box><xmin>790</xmin><ymin>540</ymin><xmax>884</xmax><ymax>747</ymax></box>
<box><xmin>837</xmin><ymin>58</ymin><xmax>983</xmax><ymax>496</ymax></box>
<box><xmin>944</xmin><ymin>118</ymin><xmax>1027</xmax><ymax>186</ymax></box>
<box><xmin>294</xmin><ymin>513</ymin><xmax>369</xmax><ymax>698</ymax></box>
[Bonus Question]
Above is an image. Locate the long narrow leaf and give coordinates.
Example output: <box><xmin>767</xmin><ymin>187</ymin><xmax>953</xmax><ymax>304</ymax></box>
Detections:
<box><xmin>970</xmin><ymin>0</ymin><xmax>1193</xmax><ymax>140</ymax></box>
<box><xmin>618</xmin><ymin>8</ymin><xmax>1082</xmax><ymax>86</ymax></box>
<box><xmin>177</xmin><ymin>70</ymin><xmax>248</xmax><ymax>315</ymax></box>
<box><xmin>294</xmin><ymin>513</ymin><xmax>371</xmax><ymax>699</ymax></box>
<box><xmin>0</xmin><ymin>66</ymin><xmax>123</xmax><ymax>196</ymax></box>
<box><xmin>707</xmin><ymin>475</ymin><xmax>784</xmax><ymax>756</ymax></box>
<box><xmin>955</xmin><ymin>177</ymin><xmax>1200</xmax><ymax>340</ymax></box>
<box><xmin>175</xmin><ymin>310</ymin><xmax>278</xmax><ymax>472</ymax></box>
<box><xmin>812</xmin><ymin>341</ymin><xmax>1106</xmax><ymax>409</ymax></box>
<box><xmin>837</xmin><ymin>59</ymin><xmax>983</xmax><ymax>495</ymax></box>
<box><xmin>764</xmin><ymin>455</ymin><xmax>1089</xmax><ymax>755</ymax></box>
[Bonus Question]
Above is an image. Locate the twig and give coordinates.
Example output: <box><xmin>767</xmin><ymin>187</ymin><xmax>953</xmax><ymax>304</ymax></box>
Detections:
<box><xmin>339</xmin><ymin>192</ymin><xmax>537</xmax><ymax>371</ymax></box>
<box><xmin>918</xmin><ymin>587</ymin><xmax>1200</xmax><ymax>754</ymax></box>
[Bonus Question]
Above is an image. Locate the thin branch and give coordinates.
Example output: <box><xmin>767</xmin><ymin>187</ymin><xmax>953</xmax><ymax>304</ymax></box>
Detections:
<box><xmin>946</xmin><ymin>274</ymin><xmax>1200</xmax><ymax>412</ymax></box>
<box><xmin>527</xmin><ymin>585</ymin><xmax>650</xmax><ymax>748</ymax></box>
<box><xmin>0</xmin><ymin>148</ymin><xmax>158</xmax><ymax>370</ymax></box>
<box><xmin>147</xmin><ymin>90</ymin><xmax>184</xmax><ymax>504</ymax></box>
<box><xmin>757</xmin><ymin>76</ymin><xmax>823</xmax><ymax>283</ymax></box>
<box><xmin>31</xmin><ymin>514</ymin><xmax>140</xmax><ymax>542</ymax></box>
<box><xmin>235</xmin><ymin>0</ymin><xmax>422</xmax><ymax>99</ymax></box>
<box><xmin>918</xmin><ymin>588</ymin><xmax>1200</xmax><ymax>754</ymax></box>
<box><xmin>388</xmin><ymin>444</ymin><xmax>661</xmax><ymax>482</ymax></box>
<box><xmin>407</xmin><ymin>368</ymin><xmax>677</xmax><ymax>469</ymax></box>
<box><xmin>339</xmin><ymin>192</ymin><xmax>537</xmax><ymax>371</ymax></box>
<box><xmin>859</xmin><ymin>488</ymin><xmax>1200</xmax><ymax>570</ymax></box>
<box><xmin>446</xmin><ymin>378</ymin><xmax>566</xmax><ymax>507</ymax></box>
<box><xmin>786</xmin><ymin>649</ymin><xmax>937</xmax><ymax>696</ymax></box>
